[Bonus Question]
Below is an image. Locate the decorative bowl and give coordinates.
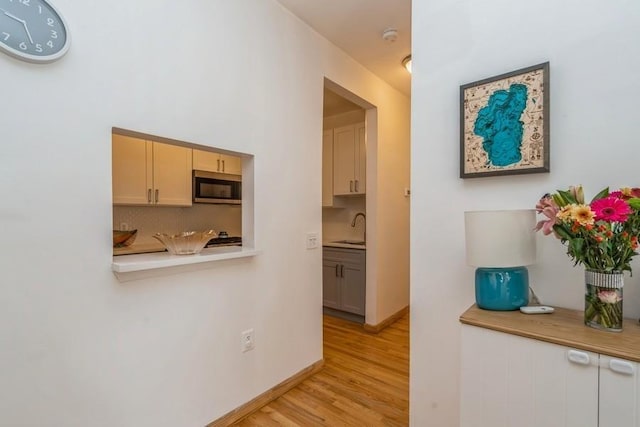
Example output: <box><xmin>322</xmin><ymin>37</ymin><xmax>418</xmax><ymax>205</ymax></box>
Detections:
<box><xmin>153</xmin><ymin>230</ymin><xmax>217</xmax><ymax>255</ymax></box>
<box><xmin>113</xmin><ymin>229</ymin><xmax>138</xmax><ymax>247</ymax></box>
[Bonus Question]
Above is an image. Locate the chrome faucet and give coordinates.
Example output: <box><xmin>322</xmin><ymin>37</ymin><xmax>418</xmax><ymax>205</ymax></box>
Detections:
<box><xmin>351</xmin><ymin>212</ymin><xmax>366</xmax><ymax>242</ymax></box>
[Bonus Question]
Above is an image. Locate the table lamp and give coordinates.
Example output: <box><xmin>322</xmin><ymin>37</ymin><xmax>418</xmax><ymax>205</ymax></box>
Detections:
<box><xmin>464</xmin><ymin>209</ymin><xmax>537</xmax><ymax>311</ymax></box>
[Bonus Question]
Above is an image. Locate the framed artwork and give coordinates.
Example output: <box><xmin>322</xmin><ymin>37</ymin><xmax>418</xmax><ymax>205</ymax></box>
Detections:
<box><xmin>460</xmin><ymin>62</ymin><xmax>549</xmax><ymax>178</ymax></box>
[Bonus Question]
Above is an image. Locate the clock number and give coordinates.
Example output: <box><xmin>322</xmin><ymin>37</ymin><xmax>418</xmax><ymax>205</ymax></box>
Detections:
<box><xmin>35</xmin><ymin>43</ymin><xmax>42</xmax><ymax>52</ymax></box>
<box><xmin>50</xmin><ymin>30</ymin><xmax>57</xmax><ymax>39</ymax></box>
<box><xmin>38</xmin><ymin>5</ymin><xmax>42</xmax><ymax>13</ymax></box>
<box><xmin>47</xmin><ymin>17</ymin><xmax>54</xmax><ymax>27</ymax></box>
<box><xmin>19</xmin><ymin>0</ymin><xmax>30</xmax><ymax>5</ymax></box>
<box><xmin>19</xmin><ymin>41</ymin><xmax>27</xmax><ymax>50</ymax></box>
<box><xmin>1</xmin><ymin>32</ymin><xmax>9</xmax><ymax>41</ymax></box>
<box><xmin>46</xmin><ymin>40</ymin><xmax>53</xmax><ymax>48</ymax></box>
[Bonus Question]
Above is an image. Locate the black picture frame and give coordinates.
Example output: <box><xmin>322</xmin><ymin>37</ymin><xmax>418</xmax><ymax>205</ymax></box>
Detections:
<box><xmin>460</xmin><ymin>62</ymin><xmax>550</xmax><ymax>179</ymax></box>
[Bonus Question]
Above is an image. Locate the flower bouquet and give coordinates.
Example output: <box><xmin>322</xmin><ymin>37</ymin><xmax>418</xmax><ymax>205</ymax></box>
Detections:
<box><xmin>535</xmin><ymin>186</ymin><xmax>640</xmax><ymax>331</ymax></box>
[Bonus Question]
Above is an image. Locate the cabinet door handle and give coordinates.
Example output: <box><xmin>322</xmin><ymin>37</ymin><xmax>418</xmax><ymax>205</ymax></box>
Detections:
<box><xmin>217</xmin><ymin>159</ymin><xmax>220</xmax><ymax>171</ymax></box>
<box><xmin>335</xmin><ymin>264</ymin><xmax>339</xmax><ymax>277</ymax></box>
<box><xmin>147</xmin><ymin>188</ymin><xmax>152</xmax><ymax>204</ymax></box>
<box><xmin>567</xmin><ymin>350</ymin><xmax>591</xmax><ymax>365</ymax></box>
<box><xmin>350</xmin><ymin>180</ymin><xmax>354</xmax><ymax>192</ymax></box>
<box><xmin>222</xmin><ymin>159</ymin><xmax>225</xmax><ymax>172</ymax></box>
<box><xmin>155</xmin><ymin>189</ymin><xmax>159</xmax><ymax>204</ymax></box>
<box><xmin>609</xmin><ymin>359</ymin><xmax>635</xmax><ymax>375</ymax></box>
<box><xmin>340</xmin><ymin>264</ymin><xmax>344</xmax><ymax>278</ymax></box>
<box><xmin>355</xmin><ymin>180</ymin><xmax>359</xmax><ymax>192</ymax></box>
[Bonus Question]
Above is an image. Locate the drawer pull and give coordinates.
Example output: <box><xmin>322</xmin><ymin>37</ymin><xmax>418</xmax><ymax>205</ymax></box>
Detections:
<box><xmin>609</xmin><ymin>359</ymin><xmax>635</xmax><ymax>375</ymax></box>
<box><xmin>567</xmin><ymin>350</ymin><xmax>590</xmax><ymax>365</ymax></box>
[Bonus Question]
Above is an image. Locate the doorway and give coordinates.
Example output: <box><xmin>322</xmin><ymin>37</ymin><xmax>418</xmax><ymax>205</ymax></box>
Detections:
<box><xmin>321</xmin><ymin>80</ymin><xmax>377</xmax><ymax>326</ymax></box>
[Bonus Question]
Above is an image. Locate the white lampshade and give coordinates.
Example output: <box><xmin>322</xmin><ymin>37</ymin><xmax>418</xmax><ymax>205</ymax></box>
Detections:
<box><xmin>464</xmin><ymin>209</ymin><xmax>537</xmax><ymax>267</ymax></box>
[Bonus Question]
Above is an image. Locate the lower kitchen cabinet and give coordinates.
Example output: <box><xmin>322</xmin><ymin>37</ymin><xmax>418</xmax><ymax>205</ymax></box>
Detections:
<box><xmin>460</xmin><ymin>306</ymin><xmax>640</xmax><ymax>427</ymax></box>
<box><xmin>322</xmin><ymin>247</ymin><xmax>365</xmax><ymax>316</ymax></box>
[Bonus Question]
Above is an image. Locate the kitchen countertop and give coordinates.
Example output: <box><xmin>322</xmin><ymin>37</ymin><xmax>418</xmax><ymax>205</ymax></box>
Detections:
<box><xmin>112</xmin><ymin>245</ymin><xmax>260</xmax><ymax>275</ymax></box>
<box><xmin>323</xmin><ymin>241</ymin><xmax>366</xmax><ymax>250</ymax></box>
<box><xmin>113</xmin><ymin>242</ymin><xmax>167</xmax><ymax>256</ymax></box>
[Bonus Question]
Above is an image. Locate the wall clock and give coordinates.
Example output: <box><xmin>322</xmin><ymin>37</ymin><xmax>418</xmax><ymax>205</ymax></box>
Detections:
<box><xmin>0</xmin><ymin>0</ymin><xmax>70</xmax><ymax>63</ymax></box>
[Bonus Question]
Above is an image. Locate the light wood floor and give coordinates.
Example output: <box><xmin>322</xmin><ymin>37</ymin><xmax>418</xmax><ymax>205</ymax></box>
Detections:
<box><xmin>235</xmin><ymin>313</ymin><xmax>409</xmax><ymax>426</ymax></box>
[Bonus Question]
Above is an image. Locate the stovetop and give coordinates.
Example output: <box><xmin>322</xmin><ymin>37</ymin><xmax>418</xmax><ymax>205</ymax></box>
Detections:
<box><xmin>206</xmin><ymin>236</ymin><xmax>242</xmax><ymax>247</ymax></box>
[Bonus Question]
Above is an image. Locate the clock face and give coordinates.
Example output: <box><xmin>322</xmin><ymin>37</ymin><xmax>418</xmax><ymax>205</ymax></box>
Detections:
<box><xmin>0</xmin><ymin>0</ymin><xmax>69</xmax><ymax>63</ymax></box>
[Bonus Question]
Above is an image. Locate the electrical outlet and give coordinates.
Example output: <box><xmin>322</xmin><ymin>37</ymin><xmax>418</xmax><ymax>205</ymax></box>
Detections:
<box><xmin>241</xmin><ymin>329</ymin><xmax>255</xmax><ymax>353</ymax></box>
<box><xmin>306</xmin><ymin>232</ymin><xmax>319</xmax><ymax>249</ymax></box>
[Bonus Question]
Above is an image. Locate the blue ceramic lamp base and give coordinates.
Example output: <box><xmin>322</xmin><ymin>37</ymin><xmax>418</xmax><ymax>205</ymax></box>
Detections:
<box><xmin>475</xmin><ymin>267</ymin><xmax>529</xmax><ymax>311</ymax></box>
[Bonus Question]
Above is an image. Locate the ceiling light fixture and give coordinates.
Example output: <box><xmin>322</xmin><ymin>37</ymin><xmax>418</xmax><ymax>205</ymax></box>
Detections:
<box><xmin>402</xmin><ymin>55</ymin><xmax>412</xmax><ymax>73</ymax></box>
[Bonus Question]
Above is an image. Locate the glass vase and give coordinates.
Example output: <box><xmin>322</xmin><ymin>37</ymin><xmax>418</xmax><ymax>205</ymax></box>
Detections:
<box><xmin>584</xmin><ymin>269</ymin><xmax>624</xmax><ymax>332</ymax></box>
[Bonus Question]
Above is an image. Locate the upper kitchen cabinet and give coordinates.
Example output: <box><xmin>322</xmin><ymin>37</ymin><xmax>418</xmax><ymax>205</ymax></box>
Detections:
<box><xmin>112</xmin><ymin>134</ymin><xmax>193</xmax><ymax>206</ymax></box>
<box><xmin>333</xmin><ymin>123</ymin><xmax>366</xmax><ymax>195</ymax></box>
<box><xmin>322</xmin><ymin>129</ymin><xmax>344</xmax><ymax>208</ymax></box>
<box><xmin>193</xmin><ymin>149</ymin><xmax>242</xmax><ymax>175</ymax></box>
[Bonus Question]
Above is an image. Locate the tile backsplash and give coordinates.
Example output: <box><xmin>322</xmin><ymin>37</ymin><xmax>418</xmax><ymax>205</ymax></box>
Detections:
<box><xmin>322</xmin><ymin>196</ymin><xmax>366</xmax><ymax>242</ymax></box>
<box><xmin>113</xmin><ymin>204</ymin><xmax>241</xmax><ymax>244</ymax></box>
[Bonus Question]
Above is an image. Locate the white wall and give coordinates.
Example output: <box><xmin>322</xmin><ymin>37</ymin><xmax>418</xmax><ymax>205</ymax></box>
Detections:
<box><xmin>0</xmin><ymin>1</ymin><xmax>409</xmax><ymax>426</ymax></box>
<box><xmin>410</xmin><ymin>1</ymin><xmax>640</xmax><ymax>425</ymax></box>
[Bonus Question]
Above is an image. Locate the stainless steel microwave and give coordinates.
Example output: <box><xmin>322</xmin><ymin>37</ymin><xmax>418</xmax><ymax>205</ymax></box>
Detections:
<box><xmin>193</xmin><ymin>170</ymin><xmax>242</xmax><ymax>204</ymax></box>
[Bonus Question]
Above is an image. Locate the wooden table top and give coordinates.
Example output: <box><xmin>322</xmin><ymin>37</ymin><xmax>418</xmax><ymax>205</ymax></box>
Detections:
<box><xmin>460</xmin><ymin>304</ymin><xmax>640</xmax><ymax>362</ymax></box>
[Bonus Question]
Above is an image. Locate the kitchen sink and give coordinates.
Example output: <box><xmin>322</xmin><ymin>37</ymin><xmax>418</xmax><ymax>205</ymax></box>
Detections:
<box><xmin>332</xmin><ymin>240</ymin><xmax>366</xmax><ymax>245</ymax></box>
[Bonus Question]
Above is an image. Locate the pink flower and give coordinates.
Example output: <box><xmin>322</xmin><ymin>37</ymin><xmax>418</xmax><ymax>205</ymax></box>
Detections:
<box><xmin>598</xmin><ymin>290</ymin><xmax>622</xmax><ymax>304</ymax></box>
<box><xmin>591</xmin><ymin>197</ymin><xmax>632</xmax><ymax>222</ymax></box>
<box><xmin>535</xmin><ymin>195</ymin><xmax>559</xmax><ymax>235</ymax></box>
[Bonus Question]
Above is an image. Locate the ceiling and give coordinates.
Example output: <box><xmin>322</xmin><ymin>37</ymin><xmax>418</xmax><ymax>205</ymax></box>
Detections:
<box><xmin>276</xmin><ymin>0</ymin><xmax>412</xmax><ymax>97</ymax></box>
<box><xmin>323</xmin><ymin>88</ymin><xmax>363</xmax><ymax>116</ymax></box>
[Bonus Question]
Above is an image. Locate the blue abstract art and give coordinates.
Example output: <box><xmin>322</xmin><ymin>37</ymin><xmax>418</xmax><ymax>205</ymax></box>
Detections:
<box><xmin>460</xmin><ymin>63</ymin><xmax>549</xmax><ymax>178</ymax></box>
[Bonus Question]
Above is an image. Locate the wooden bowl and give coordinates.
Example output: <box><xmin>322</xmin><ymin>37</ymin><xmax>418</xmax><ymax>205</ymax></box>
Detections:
<box><xmin>113</xmin><ymin>229</ymin><xmax>138</xmax><ymax>247</ymax></box>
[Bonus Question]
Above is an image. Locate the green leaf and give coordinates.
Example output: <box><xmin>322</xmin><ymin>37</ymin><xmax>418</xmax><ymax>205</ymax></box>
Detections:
<box><xmin>553</xmin><ymin>224</ymin><xmax>573</xmax><ymax>240</ymax></box>
<box><xmin>628</xmin><ymin>198</ymin><xmax>640</xmax><ymax>210</ymax></box>
<box><xmin>591</xmin><ymin>187</ymin><xmax>610</xmax><ymax>203</ymax></box>
<box><xmin>556</xmin><ymin>189</ymin><xmax>576</xmax><ymax>205</ymax></box>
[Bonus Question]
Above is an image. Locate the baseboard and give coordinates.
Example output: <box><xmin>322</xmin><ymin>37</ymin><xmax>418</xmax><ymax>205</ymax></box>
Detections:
<box><xmin>363</xmin><ymin>305</ymin><xmax>409</xmax><ymax>334</ymax></box>
<box><xmin>323</xmin><ymin>306</ymin><xmax>365</xmax><ymax>324</ymax></box>
<box><xmin>207</xmin><ymin>359</ymin><xmax>325</xmax><ymax>426</ymax></box>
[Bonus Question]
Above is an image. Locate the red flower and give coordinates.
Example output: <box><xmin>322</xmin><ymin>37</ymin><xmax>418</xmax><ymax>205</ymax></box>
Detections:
<box><xmin>611</xmin><ymin>188</ymin><xmax>640</xmax><ymax>200</ymax></box>
<box><xmin>591</xmin><ymin>197</ymin><xmax>632</xmax><ymax>222</ymax></box>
